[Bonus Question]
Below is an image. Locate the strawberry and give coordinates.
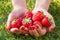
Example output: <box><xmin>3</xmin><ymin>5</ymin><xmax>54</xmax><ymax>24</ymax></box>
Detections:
<box><xmin>10</xmin><ymin>18</ymin><xmax>22</xmax><ymax>28</ymax></box>
<box><xmin>29</xmin><ymin>25</ymin><xmax>35</xmax><ymax>30</ymax></box>
<box><xmin>19</xmin><ymin>26</ymin><xmax>25</xmax><ymax>30</ymax></box>
<box><xmin>20</xmin><ymin>26</ymin><xmax>28</xmax><ymax>34</ymax></box>
<box><xmin>10</xmin><ymin>24</ymin><xmax>17</xmax><ymax>28</ymax></box>
<box><xmin>40</xmin><ymin>17</ymin><xmax>51</xmax><ymax>27</ymax></box>
<box><xmin>24</xmin><ymin>11</ymin><xmax>33</xmax><ymax>18</ymax></box>
<box><xmin>32</xmin><ymin>11</ymin><xmax>44</xmax><ymax>21</ymax></box>
<box><xmin>34</xmin><ymin>21</ymin><xmax>42</xmax><ymax>29</ymax></box>
<box><xmin>6</xmin><ymin>20</ymin><xmax>16</xmax><ymax>30</ymax></box>
<box><xmin>15</xmin><ymin>18</ymin><xmax>22</xmax><ymax>28</ymax></box>
<box><xmin>10</xmin><ymin>28</ymin><xmax>19</xmax><ymax>33</ymax></box>
<box><xmin>22</xmin><ymin>17</ymin><xmax>32</xmax><ymax>28</ymax></box>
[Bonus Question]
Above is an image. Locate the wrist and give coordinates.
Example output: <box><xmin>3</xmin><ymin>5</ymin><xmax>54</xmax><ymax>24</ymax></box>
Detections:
<box><xmin>35</xmin><ymin>0</ymin><xmax>51</xmax><ymax>10</ymax></box>
<box><xmin>14</xmin><ymin>6</ymin><xmax>27</xmax><ymax>11</ymax></box>
<box><xmin>12</xmin><ymin>0</ymin><xmax>27</xmax><ymax>9</ymax></box>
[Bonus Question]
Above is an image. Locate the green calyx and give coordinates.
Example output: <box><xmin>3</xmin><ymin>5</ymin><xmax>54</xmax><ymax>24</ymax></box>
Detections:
<box><xmin>48</xmin><ymin>18</ymin><xmax>53</xmax><ymax>24</ymax></box>
<box><xmin>23</xmin><ymin>17</ymin><xmax>31</xmax><ymax>24</ymax></box>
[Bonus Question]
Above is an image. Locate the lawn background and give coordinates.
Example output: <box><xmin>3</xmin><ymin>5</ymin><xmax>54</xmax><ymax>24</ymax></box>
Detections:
<box><xmin>0</xmin><ymin>0</ymin><xmax>60</xmax><ymax>40</ymax></box>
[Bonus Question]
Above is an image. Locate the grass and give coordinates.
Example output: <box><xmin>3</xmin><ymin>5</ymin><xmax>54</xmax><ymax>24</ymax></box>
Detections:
<box><xmin>0</xmin><ymin>0</ymin><xmax>60</xmax><ymax>40</ymax></box>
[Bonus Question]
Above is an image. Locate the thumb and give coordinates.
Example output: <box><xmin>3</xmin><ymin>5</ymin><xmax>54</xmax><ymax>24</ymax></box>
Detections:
<box><xmin>6</xmin><ymin>20</ymin><xmax>11</xmax><ymax>30</ymax></box>
<box><xmin>6</xmin><ymin>13</ymin><xmax>16</xmax><ymax>30</ymax></box>
<box><xmin>49</xmin><ymin>24</ymin><xmax>55</xmax><ymax>32</ymax></box>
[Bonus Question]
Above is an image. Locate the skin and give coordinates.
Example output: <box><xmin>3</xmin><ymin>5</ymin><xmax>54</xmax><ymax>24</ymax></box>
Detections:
<box><xmin>6</xmin><ymin>0</ymin><xmax>55</xmax><ymax>37</ymax></box>
<box><xmin>32</xmin><ymin>0</ymin><xmax>55</xmax><ymax>36</ymax></box>
<box><xmin>6</xmin><ymin>0</ymin><xmax>27</xmax><ymax>31</ymax></box>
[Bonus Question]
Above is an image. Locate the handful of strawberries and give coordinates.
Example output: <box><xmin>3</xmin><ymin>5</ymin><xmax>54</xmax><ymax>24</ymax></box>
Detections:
<box><xmin>6</xmin><ymin>11</ymin><xmax>52</xmax><ymax>36</ymax></box>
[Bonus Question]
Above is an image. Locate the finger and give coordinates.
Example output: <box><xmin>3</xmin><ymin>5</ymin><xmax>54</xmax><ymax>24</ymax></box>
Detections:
<box><xmin>49</xmin><ymin>24</ymin><xmax>55</xmax><ymax>32</ymax></box>
<box><xmin>17</xmin><ymin>29</ymin><xmax>23</xmax><ymax>35</ymax></box>
<box><xmin>48</xmin><ymin>17</ymin><xmax>56</xmax><ymax>32</ymax></box>
<box><xmin>25</xmin><ymin>34</ymin><xmax>28</xmax><ymax>36</ymax></box>
<box><xmin>29</xmin><ymin>29</ymin><xmax>39</xmax><ymax>37</ymax></box>
<box><xmin>28</xmin><ymin>25</ymin><xmax>40</xmax><ymax>37</ymax></box>
<box><xmin>6</xmin><ymin>15</ymin><xmax>12</xmax><ymax>30</ymax></box>
<box><xmin>32</xmin><ymin>29</ymin><xmax>40</xmax><ymax>37</ymax></box>
<box><xmin>6</xmin><ymin>21</ymin><xmax>11</xmax><ymax>30</ymax></box>
<box><xmin>6</xmin><ymin>12</ymin><xmax>17</xmax><ymax>30</ymax></box>
<box><xmin>19</xmin><ymin>27</ymin><xmax>28</xmax><ymax>36</ymax></box>
<box><xmin>37</xmin><ymin>26</ymin><xmax>47</xmax><ymax>36</ymax></box>
<box><xmin>29</xmin><ymin>30</ymin><xmax>34</xmax><ymax>36</ymax></box>
<box><xmin>24</xmin><ymin>27</ymin><xmax>29</xmax><ymax>36</ymax></box>
<box><xmin>19</xmin><ymin>27</ymin><xmax>25</xmax><ymax>35</ymax></box>
<box><xmin>10</xmin><ymin>28</ymin><xmax>19</xmax><ymax>33</ymax></box>
<box><xmin>24</xmin><ymin>31</ymin><xmax>29</xmax><ymax>36</ymax></box>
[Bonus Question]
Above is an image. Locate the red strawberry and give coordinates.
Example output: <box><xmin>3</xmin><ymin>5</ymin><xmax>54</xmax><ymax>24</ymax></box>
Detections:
<box><xmin>29</xmin><ymin>25</ymin><xmax>35</xmax><ymax>30</ymax></box>
<box><xmin>34</xmin><ymin>21</ymin><xmax>40</xmax><ymax>24</ymax></box>
<box><xmin>20</xmin><ymin>26</ymin><xmax>25</xmax><ymax>30</ymax></box>
<box><xmin>20</xmin><ymin>26</ymin><xmax>28</xmax><ymax>34</ymax></box>
<box><xmin>15</xmin><ymin>18</ymin><xmax>22</xmax><ymax>28</ymax></box>
<box><xmin>10</xmin><ymin>28</ymin><xmax>18</xmax><ymax>33</ymax></box>
<box><xmin>10</xmin><ymin>24</ymin><xmax>16</xmax><ymax>28</ymax></box>
<box><xmin>34</xmin><ymin>21</ymin><xmax>42</xmax><ymax>29</ymax></box>
<box><xmin>40</xmin><ymin>17</ymin><xmax>51</xmax><ymax>27</ymax></box>
<box><xmin>32</xmin><ymin>11</ymin><xmax>44</xmax><ymax>21</ymax></box>
<box><xmin>10</xmin><ymin>18</ymin><xmax>22</xmax><ymax>28</ymax></box>
<box><xmin>6</xmin><ymin>20</ymin><xmax>16</xmax><ymax>30</ymax></box>
<box><xmin>25</xmin><ymin>11</ymin><xmax>33</xmax><ymax>18</ymax></box>
<box><xmin>22</xmin><ymin>17</ymin><xmax>32</xmax><ymax>28</ymax></box>
<box><xmin>10</xmin><ymin>20</ymin><xmax>17</xmax><ymax>28</ymax></box>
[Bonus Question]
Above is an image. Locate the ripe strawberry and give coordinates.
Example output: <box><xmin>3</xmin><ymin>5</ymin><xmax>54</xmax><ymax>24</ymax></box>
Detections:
<box><xmin>6</xmin><ymin>20</ymin><xmax>16</xmax><ymax>31</ymax></box>
<box><xmin>40</xmin><ymin>17</ymin><xmax>51</xmax><ymax>27</ymax></box>
<box><xmin>34</xmin><ymin>21</ymin><xmax>42</xmax><ymax>29</ymax></box>
<box><xmin>24</xmin><ymin>11</ymin><xmax>33</xmax><ymax>18</ymax></box>
<box><xmin>29</xmin><ymin>25</ymin><xmax>35</xmax><ymax>30</ymax></box>
<box><xmin>22</xmin><ymin>17</ymin><xmax>32</xmax><ymax>28</ymax></box>
<box><xmin>15</xmin><ymin>18</ymin><xmax>22</xmax><ymax>28</ymax></box>
<box><xmin>10</xmin><ymin>28</ymin><xmax>19</xmax><ymax>33</ymax></box>
<box><xmin>34</xmin><ymin>21</ymin><xmax>40</xmax><ymax>24</ymax></box>
<box><xmin>10</xmin><ymin>20</ymin><xmax>17</xmax><ymax>28</ymax></box>
<box><xmin>10</xmin><ymin>18</ymin><xmax>22</xmax><ymax>28</ymax></box>
<box><xmin>20</xmin><ymin>26</ymin><xmax>28</xmax><ymax>34</ymax></box>
<box><xmin>19</xmin><ymin>26</ymin><xmax>25</xmax><ymax>30</ymax></box>
<box><xmin>32</xmin><ymin>11</ymin><xmax>44</xmax><ymax>21</ymax></box>
<box><xmin>10</xmin><ymin>23</ymin><xmax>17</xmax><ymax>28</ymax></box>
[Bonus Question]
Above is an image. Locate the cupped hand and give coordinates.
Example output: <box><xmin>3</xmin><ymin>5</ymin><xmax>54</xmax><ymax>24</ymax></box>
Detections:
<box><xmin>6</xmin><ymin>7</ymin><xmax>27</xmax><ymax>31</ymax></box>
<box><xmin>28</xmin><ymin>8</ymin><xmax>56</xmax><ymax>37</ymax></box>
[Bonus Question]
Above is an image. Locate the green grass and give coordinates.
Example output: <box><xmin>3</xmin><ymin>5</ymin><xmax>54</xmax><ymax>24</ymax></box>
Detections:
<box><xmin>0</xmin><ymin>0</ymin><xmax>60</xmax><ymax>40</ymax></box>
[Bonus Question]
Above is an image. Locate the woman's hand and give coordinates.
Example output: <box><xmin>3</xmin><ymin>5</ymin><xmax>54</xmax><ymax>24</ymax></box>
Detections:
<box><xmin>32</xmin><ymin>8</ymin><xmax>55</xmax><ymax>36</ymax></box>
<box><xmin>6</xmin><ymin>0</ymin><xmax>27</xmax><ymax>31</ymax></box>
<box><xmin>6</xmin><ymin>7</ymin><xmax>27</xmax><ymax>30</ymax></box>
<box><xmin>30</xmin><ymin>0</ymin><xmax>55</xmax><ymax>36</ymax></box>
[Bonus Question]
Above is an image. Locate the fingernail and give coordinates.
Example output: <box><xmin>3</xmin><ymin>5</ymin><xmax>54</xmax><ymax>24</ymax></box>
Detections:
<box><xmin>50</xmin><ymin>28</ymin><xmax>53</xmax><ymax>32</ymax></box>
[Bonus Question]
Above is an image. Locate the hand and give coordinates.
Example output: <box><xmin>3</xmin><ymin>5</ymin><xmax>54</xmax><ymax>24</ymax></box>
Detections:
<box><xmin>6</xmin><ymin>7</ymin><xmax>27</xmax><ymax>30</ymax></box>
<box><xmin>6</xmin><ymin>0</ymin><xmax>27</xmax><ymax>31</ymax></box>
<box><xmin>30</xmin><ymin>8</ymin><xmax>56</xmax><ymax>36</ymax></box>
<box><xmin>29</xmin><ymin>26</ymin><xmax>47</xmax><ymax>37</ymax></box>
